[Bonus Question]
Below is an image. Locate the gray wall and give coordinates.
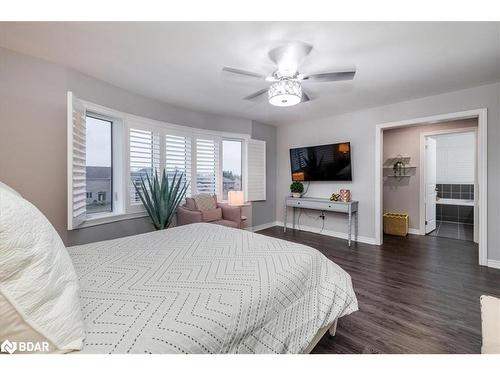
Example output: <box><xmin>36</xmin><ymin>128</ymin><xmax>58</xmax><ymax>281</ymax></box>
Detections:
<box><xmin>276</xmin><ymin>82</ymin><xmax>500</xmax><ymax>261</ymax></box>
<box><xmin>251</xmin><ymin>121</ymin><xmax>277</xmax><ymax>227</ymax></box>
<box><xmin>0</xmin><ymin>47</ymin><xmax>277</xmax><ymax>246</ymax></box>
<box><xmin>383</xmin><ymin>119</ymin><xmax>477</xmax><ymax>231</ymax></box>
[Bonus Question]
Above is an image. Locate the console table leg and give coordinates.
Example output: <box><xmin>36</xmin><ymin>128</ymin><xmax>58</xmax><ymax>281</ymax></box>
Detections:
<box><xmin>283</xmin><ymin>203</ymin><xmax>287</xmax><ymax>233</ymax></box>
<box><xmin>348</xmin><ymin>210</ymin><xmax>352</xmax><ymax>247</ymax></box>
<box><xmin>292</xmin><ymin>207</ymin><xmax>296</xmax><ymax>230</ymax></box>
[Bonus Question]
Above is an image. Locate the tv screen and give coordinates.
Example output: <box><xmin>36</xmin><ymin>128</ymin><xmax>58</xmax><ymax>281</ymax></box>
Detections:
<box><xmin>290</xmin><ymin>142</ymin><xmax>352</xmax><ymax>181</ymax></box>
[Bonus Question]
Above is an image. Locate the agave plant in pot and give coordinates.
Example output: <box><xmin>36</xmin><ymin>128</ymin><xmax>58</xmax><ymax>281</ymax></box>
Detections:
<box><xmin>290</xmin><ymin>181</ymin><xmax>304</xmax><ymax>198</ymax></box>
<box><xmin>133</xmin><ymin>169</ymin><xmax>190</xmax><ymax>230</ymax></box>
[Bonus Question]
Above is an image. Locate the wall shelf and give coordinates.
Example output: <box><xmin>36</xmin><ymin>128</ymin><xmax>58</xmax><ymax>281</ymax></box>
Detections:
<box><xmin>384</xmin><ymin>155</ymin><xmax>416</xmax><ymax>180</ymax></box>
<box><xmin>383</xmin><ymin>167</ymin><xmax>417</xmax><ymax>171</ymax></box>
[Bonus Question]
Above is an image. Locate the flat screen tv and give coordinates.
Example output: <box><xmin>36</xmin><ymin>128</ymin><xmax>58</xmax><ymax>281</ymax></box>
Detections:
<box><xmin>290</xmin><ymin>142</ymin><xmax>352</xmax><ymax>181</ymax></box>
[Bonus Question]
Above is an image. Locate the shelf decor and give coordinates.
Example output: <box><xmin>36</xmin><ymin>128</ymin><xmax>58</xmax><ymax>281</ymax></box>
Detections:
<box><xmin>393</xmin><ymin>160</ymin><xmax>405</xmax><ymax>176</ymax></box>
<box><xmin>384</xmin><ymin>155</ymin><xmax>416</xmax><ymax>180</ymax></box>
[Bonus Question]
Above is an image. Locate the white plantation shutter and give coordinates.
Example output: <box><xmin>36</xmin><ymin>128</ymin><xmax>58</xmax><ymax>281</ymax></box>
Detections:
<box><xmin>165</xmin><ymin>133</ymin><xmax>192</xmax><ymax>195</ymax></box>
<box><xmin>195</xmin><ymin>137</ymin><xmax>220</xmax><ymax>196</ymax></box>
<box><xmin>67</xmin><ymin>92</ymin><xmax>87</xmax><ymax>229</ymax></box>
<box><xmin>247</xmin><ymin>139</ymin><xmax>266</xmax><ymax>201</ymax></box>
<box><xmin>129</xmin><ymin>127</ymin><xmax>160</xmax><ymax>205</ymax></box>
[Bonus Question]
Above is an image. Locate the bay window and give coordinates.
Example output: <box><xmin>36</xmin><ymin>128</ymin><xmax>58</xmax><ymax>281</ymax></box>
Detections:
<box><xmin>67</xmin><ymin>92</ymin><xmax>265</xmax><ymax>230</ymax></box>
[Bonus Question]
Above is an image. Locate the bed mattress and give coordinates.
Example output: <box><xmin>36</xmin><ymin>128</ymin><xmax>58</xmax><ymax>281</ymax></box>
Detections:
<box><xmin>67</xmin><ymin>223</ymin><xmax>357</xmax><ymax>353</ymax></box>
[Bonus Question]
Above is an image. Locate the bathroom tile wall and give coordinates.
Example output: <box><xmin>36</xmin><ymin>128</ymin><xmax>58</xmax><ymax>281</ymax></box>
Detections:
<box><xmin>436</xmin><ymin>204</ymin><xmax>474</xmax><ymax>224</ymax></box>
<box><xmin>436</xmin><ymin>184</ymin><xmax>474</xmax><ymax>200</ymax></box>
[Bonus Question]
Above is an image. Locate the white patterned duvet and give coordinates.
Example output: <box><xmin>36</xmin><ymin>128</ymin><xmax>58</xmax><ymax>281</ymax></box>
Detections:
<box><xmin>67</xmin><ymin>223</ymin><xmax>358</xmax><ymax>353</ymax></box>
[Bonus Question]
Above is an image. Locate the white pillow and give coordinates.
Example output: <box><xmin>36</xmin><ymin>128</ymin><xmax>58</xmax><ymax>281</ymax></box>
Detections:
<box><xmin>481</xmin><ymin>295</ymin><xmax>500</xmax><ymax>354</ymax></box>
<box><xmin>0</xmin><ymin>188</ymin><xmax>85</xmax><ymax>353</ymax></box>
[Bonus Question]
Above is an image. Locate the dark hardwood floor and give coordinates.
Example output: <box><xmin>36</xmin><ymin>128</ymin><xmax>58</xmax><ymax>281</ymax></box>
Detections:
<box><xmin>257</xmin><ymin>226</ymin><xmax>500</xmax><ymax>354</ymax></box>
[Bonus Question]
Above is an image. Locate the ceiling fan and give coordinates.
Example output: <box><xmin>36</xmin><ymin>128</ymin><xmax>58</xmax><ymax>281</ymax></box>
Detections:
<box><xmin>222</xmin><ymin>41</ymin><xmax>356</xmax><ymax>107</ymax></box>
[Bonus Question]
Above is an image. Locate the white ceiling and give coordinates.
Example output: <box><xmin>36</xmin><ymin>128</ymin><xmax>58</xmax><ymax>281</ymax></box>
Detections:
<box><xmin>1</xmin><ymin>22</ymin><xmax>499</xmax><ymax>126</ymax></box>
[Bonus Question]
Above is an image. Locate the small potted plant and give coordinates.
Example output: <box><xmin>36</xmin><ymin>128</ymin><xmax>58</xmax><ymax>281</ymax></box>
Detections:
<box><xmin>290</xmin><ymin>181</ymin><xmax>304</xmax><ymax>198</ymax></box>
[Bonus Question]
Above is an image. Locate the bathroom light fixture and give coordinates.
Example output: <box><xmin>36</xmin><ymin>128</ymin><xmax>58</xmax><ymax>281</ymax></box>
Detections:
<box><xmin>268</xmin><ymin>79</ymin><xmax>302</xmax><ymax>107</ymax></box>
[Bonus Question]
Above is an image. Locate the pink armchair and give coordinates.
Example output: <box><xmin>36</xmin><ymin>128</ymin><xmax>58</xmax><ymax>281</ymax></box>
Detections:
<box><xmin>176</xmin><ymin>194</ymin><xmax>243</xmax><ymax>229</ymax></box>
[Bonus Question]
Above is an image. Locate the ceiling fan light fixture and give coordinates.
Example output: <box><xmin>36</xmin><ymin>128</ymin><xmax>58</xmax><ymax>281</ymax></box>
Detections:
<box><xmin>268</xmin><ymin>79</ymin><xmax>302</xmax><ymax>107</ymax></box>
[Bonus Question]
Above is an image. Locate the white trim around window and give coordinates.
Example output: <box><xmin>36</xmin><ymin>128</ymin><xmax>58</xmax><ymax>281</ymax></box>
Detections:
<box><xmin>68</xmin><ymin>93</ymin><xmax>256</xmax><ymax>229</ymax></box>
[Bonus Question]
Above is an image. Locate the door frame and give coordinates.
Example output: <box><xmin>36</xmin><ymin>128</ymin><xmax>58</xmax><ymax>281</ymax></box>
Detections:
<box><xmin>422</xmin><ymin>135</ymin><xmax>437</xmax><ymax>235</ymax></box>
<box><xmin>374</xmin><ymin>109</ymin><xmax>487</xmax><ymax>266</ymax></box>
<box><xmin>420</xmin><ymin>127</ymin><xmax>478</xmax><ymax>238</ymax></box>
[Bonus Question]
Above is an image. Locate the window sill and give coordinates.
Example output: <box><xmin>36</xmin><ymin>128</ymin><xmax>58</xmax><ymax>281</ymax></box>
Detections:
<box><xmin>219</xmin><ymin>200</ymin><xmax>252</xmax><ymax>207</ymax></box>
<box><xmin>75</xmin><ymin>211</ymin><xmax>148</xmax><ymax>230</ymax></box>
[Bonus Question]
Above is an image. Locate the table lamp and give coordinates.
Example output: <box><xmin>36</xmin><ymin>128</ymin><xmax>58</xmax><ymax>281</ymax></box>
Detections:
<box><xmin>228</xmin><ymin>191</ymin><xmax>244</xmax><ymax>206</ymax></box>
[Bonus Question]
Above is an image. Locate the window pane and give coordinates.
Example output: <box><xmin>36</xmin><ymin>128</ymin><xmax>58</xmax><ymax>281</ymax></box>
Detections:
<box><xmin>166</xmin><ymin>134</ymin><xmax>191</xmax><ymax>196</ymax></box>
<box><xmin>85</xmin><ymin>115</ymin><xmax>113</xmax><ymax>214</ymax></box>
<box><xmin>222</xmin><ymin>140</ymin><xmax>242</xmax><ymax>200</ymax></box>
<box><xmin>196</xmin><ymin>138</ymin><xmax>219</xmax><ymax>195</ymax></box>
<box><xmin>129</xmin><ymin>128</ymin><xmax>160</xmax><ymax>205</ymax></box>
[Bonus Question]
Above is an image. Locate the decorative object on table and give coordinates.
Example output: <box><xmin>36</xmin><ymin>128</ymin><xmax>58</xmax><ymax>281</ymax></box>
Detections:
<box><xmin>330</xmin><ymin>193</ymin><xmax>341</xmax><ymax>201</ymax></box>
<box><xmin>339</xmin><ymin>189</ymin><xmax>351</xmax><ymax>202</ymax></box>
<box><xmin>133</xmin><ymin>170</ymin><xmax>190</xmax><ymax>230</ymax></box>
<box><xmin>290</xmin><ymin>181</ymin><xmax>304</xmax><ymax>198</ymax></box>
<box><xmin>228</xmin><ymin>190</ymin><xmax>245</xmax><ymax>206</ymax></box>
<box><xmin>383</xmin><ymin>212</ymin><xmax>409</xmax><ymax>237</ymax></box>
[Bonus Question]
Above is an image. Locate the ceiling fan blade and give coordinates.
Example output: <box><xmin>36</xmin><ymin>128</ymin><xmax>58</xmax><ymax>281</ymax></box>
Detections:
<box><xmin>302</xmin><ymin>70</ymin><xmax>356</xmax><ymax>82</ymax></box>
<box><xmin>243</xmin><ymin>88</ymin><xmax>268</xmax><ymax>101</ymax></box>
<box><xmin>222</xmin><ymin>66</ymin><xmax>265</xmax><ymax>80</ymax></box>
<box><xmin>268</xmin><ymin>41</ymin><xmax>313</xmax><ymax>74</ymax></box>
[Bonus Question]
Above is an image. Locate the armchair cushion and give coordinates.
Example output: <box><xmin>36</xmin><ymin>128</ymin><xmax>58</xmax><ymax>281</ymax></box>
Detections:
<box><xmin>201</xmin><ymin>208</ymin><xmax>223</xmax><ymax>222</ymax></box>
<box><xmin>185</xmin><ymin>197</ymin><xmax>196</xmax><ymax>210</ymax></box>
<box><xmin>213</xmin><ymin>219</ymin><xmax>240</xmax><ymax>229</ymax></box>
<box><xmin>193</xmin><ymin>193</ymin><xmax>217</xmax><ymax>211</ymax></box>
<box><xmin>218</xmin><ymin>202</ymin><xmax>242</xmax><ymax>225</ymax></box>
<box><xmin>177</xmin><ymin>194</ymin><xmax>242</xmax><ymax>229</ymax></box>
<box><xmin>176</xmin><ymin>206</ymin><xmax>203</xmax><ymax>226</ymax></box>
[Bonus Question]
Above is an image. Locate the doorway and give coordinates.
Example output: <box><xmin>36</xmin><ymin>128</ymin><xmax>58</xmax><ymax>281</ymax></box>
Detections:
<box><xmin>375</xmin><ymin>109</ymin><xmax>487</xmax><ymax>266</ymax></box>
<box><xmin>422</xmin><ymin>128</ymin><xmax>477</xmax><ymax>242</ymax></box>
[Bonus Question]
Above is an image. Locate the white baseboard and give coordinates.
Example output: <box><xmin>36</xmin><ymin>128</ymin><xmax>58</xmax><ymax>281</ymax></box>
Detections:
<box><xmin>275</xmin><ymin>221</ymin><xmax>377</xmax><ymax>245</ymax></box>
<box><xmin>246</xmin><ymin>221</ymin><xmax>279</xmax><ymax>232</ymax></box>
<box><xmin>487</xmin><ymin>259</ymin><xmax>500</xmax><ymax>270</ymax></box>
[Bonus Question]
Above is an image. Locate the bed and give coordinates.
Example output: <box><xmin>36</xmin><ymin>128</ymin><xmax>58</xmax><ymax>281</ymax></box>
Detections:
<box><xmin>67</xmin><ymin>223</ymin><xmax>358</xmax><ymax>354</ymax></box>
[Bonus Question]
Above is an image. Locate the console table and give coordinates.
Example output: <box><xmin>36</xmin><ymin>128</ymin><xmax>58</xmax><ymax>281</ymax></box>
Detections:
<box><xmin>283</xmin><ymin>197</ymin><xmax>359</xmax><ymax>247</ymax></box>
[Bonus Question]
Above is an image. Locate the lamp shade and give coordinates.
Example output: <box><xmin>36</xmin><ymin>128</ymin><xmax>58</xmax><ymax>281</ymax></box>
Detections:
<box><xmin>228</xmin><ymin>191</ymin><xmax>244</xmax><ymax>206</ymax></box>
<box><xmin>268</xmin><ymin>79</ymin><xmax>302</xmax><ymax>107</ymax></box>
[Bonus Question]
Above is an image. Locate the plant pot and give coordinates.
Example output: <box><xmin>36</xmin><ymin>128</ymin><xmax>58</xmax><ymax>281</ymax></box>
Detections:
<box><xmin>292</xmin><ymin>193</ymin><xmax>302</xmax><ymax>198</ymax></box>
